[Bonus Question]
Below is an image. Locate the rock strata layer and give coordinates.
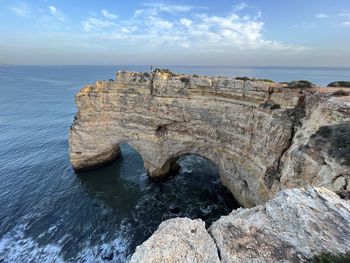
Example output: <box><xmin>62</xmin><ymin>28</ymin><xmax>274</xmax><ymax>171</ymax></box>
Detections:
<box><xmin>69</xmin><ymin>70</ymin><xmax>350</xmax><ymax>206</ymax></box>
<box><xmin>131</xmin><ymin>187</ymin><xmax>350</xmax><ymax>263</ymax></box>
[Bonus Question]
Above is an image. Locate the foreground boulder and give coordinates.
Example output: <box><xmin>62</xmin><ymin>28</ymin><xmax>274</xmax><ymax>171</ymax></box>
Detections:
<box><xmin>209</xmin><ymin>187</ymin><xmax>350</xmax><ymax>262</ymax></box>
<box><xmin>130</xmin><ymin>188</ymin><xmax>350</xmax><ymax>263</ymax></box>
<box><xmin>130</xmin><ymin>218</ymin><xmax>220</xmax><ymax>263</ymax></box>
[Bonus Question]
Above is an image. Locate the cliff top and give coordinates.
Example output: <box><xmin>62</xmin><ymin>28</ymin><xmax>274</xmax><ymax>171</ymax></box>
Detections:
<box><xmin>78</xmin><ymin>70</ymin><xmax>350</xmax><ymax>110</ymax></box>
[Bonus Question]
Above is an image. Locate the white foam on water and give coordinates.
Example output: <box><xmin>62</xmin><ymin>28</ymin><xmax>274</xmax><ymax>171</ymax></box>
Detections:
<box><xmin>74</xmin><ymin>237</ymin><xmax>129</xmax><ymax>263</ymax></box>
<box><xmin>0</xmin><ymin>224</ymin><xmax>64</xmax><ymax>263</ymax></box>
<box><xmin>0</xmin><ymin>223</ymin><xmax>130</xmax><ymax>263</ymax></box>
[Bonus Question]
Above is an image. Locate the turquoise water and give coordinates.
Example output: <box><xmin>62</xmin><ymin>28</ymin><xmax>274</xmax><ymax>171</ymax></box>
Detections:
<box><xmin>0</xmin><ymin>65</ymin><xmax>349</xmax><ymax>262</ymax></box>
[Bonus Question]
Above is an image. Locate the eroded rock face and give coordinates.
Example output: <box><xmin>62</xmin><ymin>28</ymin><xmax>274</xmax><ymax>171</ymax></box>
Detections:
<box><xmin>209</xmin><ymin>187</ymin><xmax>350</xmax><ymax>263</ymax></box>
<box><xmin>130</xmin><ymin>218</ymin><xmax>220</xmax><ymax>263</ymax></box>
<box><xmin>69</xmin><ymin>70</ymin><xmax>350</xmax><ymax>206</ymax></box>
<box><xmin>130</xmin><ymin>188</ymin><xmax>350</xmax><ymax>263</ymax></box>
<box><xmin>279</xmin><ymin>96</ymin><xmax>350</xmax><ymax>199</ymax></box>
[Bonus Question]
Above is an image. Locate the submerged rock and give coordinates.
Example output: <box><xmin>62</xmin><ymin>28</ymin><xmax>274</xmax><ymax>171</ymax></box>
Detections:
<box><xmin>130</xmin><ymin>218</ymin><xmax>220</xmax><ymax>263</ymax></box>
<box><xmin>169</xmin><ymin>204</ymin><xmax>180</xmax><ymax>214</ymax></box>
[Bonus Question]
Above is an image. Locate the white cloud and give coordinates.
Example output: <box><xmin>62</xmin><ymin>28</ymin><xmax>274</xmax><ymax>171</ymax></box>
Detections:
<box><xmin>101</xmin><ymin>9</ymin><xmax>118</xmax><ymax>20</ymax></box>
<box><xmin>338</xmin><ymin>13</ymin><xmax>350</xmax><ymax>18</ymax></box>
<box><xmin>82</xmin><ymin>17</ymin><xmax>117</xmax><ymax>32</ymax></box>
<box><xmin>149</xmin><ymin>16</ymin><xmax>173</xmax><ymax>29</ymax></box>
<box><xmin>180</xmin><ymin>18</ymin><xmax>193</xmax><ymax>28</ymax></box>
<box><xmin>10</xmin><ymin>2</ymin><xmax>31</xmax><ymax>17</ymax></box>
<box><xmin>49</xmin><ymin>6</ymin><xmax>57</xmax><ymax>15</ymax></box>
<box><xmin>234</xmin><ymin>2</ymin><xmax>248</xmax><ymax>12</ymax></box>
<box><xmin>315</xmin><ymin>13</ymin><xmax>329</xmax><ymax>18</ymax></box>
<box><xmin>80</xmin><ymin>3</ymin><xmax>303</xmax><ymax>52</ymax></box>
<box><xmin>142</xmin><ymin>3</ymin><xmax>195</xmax><ymax>13</ymax></box>
<box><xmin>337</xmin><ymin>13</ymin><xmax>350</xmax><ymax>26</ymax></box>
<box><xmin>48</xmin><ymin>5</ymin><xmax>65</xmax><ymax>21</ymax></box>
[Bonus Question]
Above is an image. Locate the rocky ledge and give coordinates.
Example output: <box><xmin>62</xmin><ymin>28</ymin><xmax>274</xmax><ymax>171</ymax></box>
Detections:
<box><xmin>69</xmin><ymin>70</ymin><xmax>350</xmax><ymax>207</ymax></box>
<box><xmin>130</xmin><ymin>187</ymin><xmax>350</xmax><ymax>263</ymax></box>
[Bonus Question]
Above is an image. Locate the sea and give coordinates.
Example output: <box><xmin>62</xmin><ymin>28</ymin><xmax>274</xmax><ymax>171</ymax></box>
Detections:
<box><xmin>0</xmin><ymin>65</ymin><xmax>349</xmax><ymax>262</ymax></box>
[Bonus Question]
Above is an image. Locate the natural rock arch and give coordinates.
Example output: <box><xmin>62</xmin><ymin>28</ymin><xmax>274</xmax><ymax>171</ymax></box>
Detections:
<box><xmin>69</xmin><ymin>70</ymin><xmax>350</xmax><ymax>207</ymax></box>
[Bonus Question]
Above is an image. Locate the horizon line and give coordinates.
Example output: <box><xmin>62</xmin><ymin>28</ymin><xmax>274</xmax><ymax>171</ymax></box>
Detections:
<box><xmin>1</xmin><ymin>64</ymin><xmax>350</xmax><ymax>69</ymax></box>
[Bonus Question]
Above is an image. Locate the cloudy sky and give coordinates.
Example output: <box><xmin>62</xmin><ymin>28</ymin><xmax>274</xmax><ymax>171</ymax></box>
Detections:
<box><xmin>1</xmin><ymin>0</ymin><xmax>350</xmax><ymax>66</ymax></box>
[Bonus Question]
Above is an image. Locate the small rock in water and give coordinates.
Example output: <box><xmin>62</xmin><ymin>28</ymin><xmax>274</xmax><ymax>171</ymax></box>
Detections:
<box><xmin>169</xmin><ymin>204</ymin><xmax>180</xmax><ymax>214</ymax></box>
<box><xmin>101</xmin><ymin>251</ymin><xmax>114</xmax><ymax>261</ymax></box>
<box><xmin>98</xmin><ymin>245</ymin><xmax>114</xmax><ymax>261</ymax></box>
<box><xmin>200</xmin><ymin>205</ymin><xmax>214</xmax><ymax>215</ymax></box>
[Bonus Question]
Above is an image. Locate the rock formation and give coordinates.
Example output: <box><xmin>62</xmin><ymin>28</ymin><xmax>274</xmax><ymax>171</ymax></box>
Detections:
<box><xmin>130</xmin><ymin>187</ymin><xmax>350</xmax><ymax>263</ymax></box>
<box><xmin>69</xmin><ymin>70</ymin><xmax>350</xmax><ymax>207</ymax></box>
<box><xmin>130</xmin><ymin>218</ymin><xmax>220</xmax><ymax>263</ymax></box>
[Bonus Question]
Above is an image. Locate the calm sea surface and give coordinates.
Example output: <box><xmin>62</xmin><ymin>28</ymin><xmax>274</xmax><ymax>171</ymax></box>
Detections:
<box><xmin>0</xmin><ymin>65</ymin><xmax>349</xmax><ymax>262</ymax></box>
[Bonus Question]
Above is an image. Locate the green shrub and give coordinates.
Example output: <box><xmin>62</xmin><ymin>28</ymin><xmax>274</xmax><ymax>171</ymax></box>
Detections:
<box><xmin>327</xmin><ymin>81</ymin><xmax>350</xmax><ymax>88</ymax></box>
<box><xmin>257</xmin><ymin>78</ymin><xmax>274</xmax><ymax>83</ymax></box>
<box><xmin>312</xmin><ymin>252</ymin><xmax>350</xmax><ymax>263</ymax></box>
<box><xmin>235</xmin><ymin>76</ymin><xmax>252</xmax><ymax>81</ymax></box>
<box><xmin>281</xmin><ymin>80</ymin><xmax>316</xmax><ymax>89</ymax></box>
<box><xmin>235</xmin><ymin>77</ymin><xmax>275</xmax><ymax>83</ymax></box>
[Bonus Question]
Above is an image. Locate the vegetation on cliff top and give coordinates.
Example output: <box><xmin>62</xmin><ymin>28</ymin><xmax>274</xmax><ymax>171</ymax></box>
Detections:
<box><xmin>313</xmin><ymin>252</ymin><xmax>350</xmax><ymax>263</ymax></box>
<box><xmin>281</xmin><ymin>80</ymin><xmax>316</xmax><ymax>89</ymax></box>
<box><xmin>235</xmin><ymin>76</ymin><xmax>275</xmax><ymax>83</ymax></box>
<box><xmin>327</xmin><ymin>81</ymin><xmax>350</xmax><ymax>88</ymax></box>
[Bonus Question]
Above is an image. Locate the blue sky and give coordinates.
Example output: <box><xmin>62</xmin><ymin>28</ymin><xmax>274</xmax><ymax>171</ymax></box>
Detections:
<box><xmin>1</xmin><ymin>0</ymin><xmax>350</xmax><ymax>66</ymax></box>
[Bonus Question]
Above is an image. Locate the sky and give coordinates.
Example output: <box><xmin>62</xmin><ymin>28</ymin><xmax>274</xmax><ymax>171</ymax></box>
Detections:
<box><xmin>0</xmin><ymin>0</ymin><xmax>350</xmax><ymax>66</ymax></box>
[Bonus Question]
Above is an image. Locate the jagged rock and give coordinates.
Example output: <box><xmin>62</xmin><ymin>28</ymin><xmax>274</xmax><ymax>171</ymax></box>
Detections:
<box><xmin>279</xmin><ymin>95</ymin><xmax>350</xmax><ymax>199</ymax></box>
<box><xmin>130</xmin><ymin>218</ymin><xmax>220</xmax><ymax>263</ymax></box>
<box><xmin>69</xmin><ymin>71</ymin><xmax>350</xmax><ymax>207</ymax></box>
<box><xmin>208</xmin><ymin>187</ymin><xmax>350</xmax><ymax>263</ymax></box>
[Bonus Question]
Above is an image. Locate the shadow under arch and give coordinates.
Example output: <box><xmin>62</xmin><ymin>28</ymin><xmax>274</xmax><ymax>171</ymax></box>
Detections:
<box><xmin>76</xmin><ymin>143</ymin><xmax>241</xmax><ymax>224</ymax></box>
<box><xmin>157</xmin><ymin>153</ymin><xmax>241</xmax><ymax>223</ymax></box>
<box><xmin>75</xmin><ymin>143</ymin><xmax>147</xmax><ymax>211</ymax></box>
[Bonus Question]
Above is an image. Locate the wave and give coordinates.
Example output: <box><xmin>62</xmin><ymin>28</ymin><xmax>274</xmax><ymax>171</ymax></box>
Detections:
<box><xmin>0</xmin><ymin>223</ymin><xmax>129</xmax><ymax>263</ymax></box>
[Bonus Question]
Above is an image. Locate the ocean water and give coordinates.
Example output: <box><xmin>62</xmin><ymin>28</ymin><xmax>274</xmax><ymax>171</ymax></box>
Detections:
<box><xmin>0</xmin><ymin>65</ymin><xmax>349</xmax><ymax>262</ymax></box>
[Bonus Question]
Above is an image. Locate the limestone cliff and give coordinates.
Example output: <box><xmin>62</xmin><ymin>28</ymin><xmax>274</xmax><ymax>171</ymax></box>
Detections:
<box><xmin>69</xmin><ymin>70</ymin><xmax>350</xmax><ymax>207</ymax></box>
<box><xmin>130</xmin><ymin>187</ymin><xmax>350</xmax><ymax>263</ymax></box>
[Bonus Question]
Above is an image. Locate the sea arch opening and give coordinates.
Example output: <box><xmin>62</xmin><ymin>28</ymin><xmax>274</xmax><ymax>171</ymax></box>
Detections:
<box><xmin>124</xmin><ymin>143</ymin><xmax>243</xmax><ymax>222</ymax></box>
<box><xmin>154</xmin><ymin>153</ymin><xmax>242</xmax><ymax>224</ymax></box>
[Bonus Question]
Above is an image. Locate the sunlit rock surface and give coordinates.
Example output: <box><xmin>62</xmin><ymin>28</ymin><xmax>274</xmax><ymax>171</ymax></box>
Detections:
<box><xmin>130</xmin><ymin>218</ymin><xmax>220</xmax><ymax>263</ymax></box>
<box><xmin>69</xmin><ymin>70</ymin><xmax>350</xmax><ymax>206</ymax></box>
<box><xmin>131</xmin><ymin>188</ymin><xmax>350</xmax><ymax>263</ymax></box>
<box><xmin>209</xmin><ymin>187</ymin><xmax>350</xmax><ymax>262</ymax></box>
